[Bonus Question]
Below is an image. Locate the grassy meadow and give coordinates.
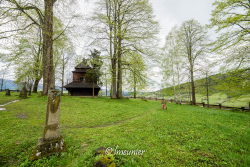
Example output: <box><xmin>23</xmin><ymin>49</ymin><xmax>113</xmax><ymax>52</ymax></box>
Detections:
<box><xmin>0</xmin><ymin>92</ymin><xmax>250</xmax><ymax>167</ymax></box>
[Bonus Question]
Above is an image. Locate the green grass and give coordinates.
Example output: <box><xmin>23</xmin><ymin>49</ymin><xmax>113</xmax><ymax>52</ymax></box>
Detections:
<box><xmin>0</xmin><ymin>92</ymin><xmax>21</xmax><ymax>105</ymax></box>
<box><xmin>0</xmin><ymin>95</ymin><xmax>250</xmax><ymax>166</ymax></box>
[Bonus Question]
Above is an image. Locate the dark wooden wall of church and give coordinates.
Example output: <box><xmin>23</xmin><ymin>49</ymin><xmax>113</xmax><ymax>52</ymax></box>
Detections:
<box><xmin>73</xmin><ymin>72</ymin><xmax>86</xmax><ymax>82</ymax></box>
<box><xmin>68</xmin><ymin>88</ymin><xmax>100</xmax><ymax>96</ymax></box>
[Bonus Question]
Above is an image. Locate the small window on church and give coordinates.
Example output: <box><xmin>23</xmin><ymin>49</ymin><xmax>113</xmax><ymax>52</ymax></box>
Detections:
<box><xmin>80</xmin><ymin>77</ymin><xmax>84</xmax><ymax>82</ymax></box>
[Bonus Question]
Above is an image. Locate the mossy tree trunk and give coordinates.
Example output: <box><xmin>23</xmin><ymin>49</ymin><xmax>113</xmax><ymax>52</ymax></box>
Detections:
<box><xmin>33</xmin><ymin>79</ymin><xmax>40</xmax><ymax>93</ymax></box>
<box><xmin>42</xmin><ymin>0</ymin><xmax>56</xmax><ymax>95</ymax></box>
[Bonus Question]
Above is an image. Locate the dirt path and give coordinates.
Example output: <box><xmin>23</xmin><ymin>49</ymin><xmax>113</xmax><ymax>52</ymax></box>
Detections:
<box><xmin>0</xmin><ymin>100</ymin><xmax>20</xmax><ymax>111</ymax></box>
<box><xmin>63</xmin><ymin>109</ymin><xmax>156</xmax><ymax>129</ymax></box>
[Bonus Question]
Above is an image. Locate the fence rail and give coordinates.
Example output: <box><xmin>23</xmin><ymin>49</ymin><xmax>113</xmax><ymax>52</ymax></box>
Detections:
<box><xmin>128</xmin><ymin>97</ymin><xmax>250</xmax><ymax>112</ymax></box>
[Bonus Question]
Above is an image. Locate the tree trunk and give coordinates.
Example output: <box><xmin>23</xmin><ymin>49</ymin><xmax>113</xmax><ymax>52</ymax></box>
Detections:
<box><xmin>29</xmin><ymin>84</ymin><xmax>32</xmax><ymax>96</ymax></box>
<box><xmin>171</xmin><ymin>59</ymin><xmax>176</xmax><ymax>101</ymax></box>
<box><xmin>177</xmin><ymin>64</ymin><xmax>181</xmax><ymax>103</ymax></box>
<box><xmin>33</xmin><ymin>28</ymin><xmax>42</xmax><ymax>94</ymax></box>
<box><xmin>61</xmin><ymin>60</ymin><xmax>65</xmax><ymax>95</ymax></box>
<box><xmin>0</xmin><ymin>78</ymin><xmax>3</xmax><ymax>91</ymax></box>
<box><xmin>106</xmin><ymin>0</ymin><xmax>116</xmax><ymax>98</ymax></box>
<box><xmin>111</xmin><ymin>0</ymin><xmax>118</xmax><ymax>99</ymax></box>
<box><xmin>111</xmin><ymin>58</ymin><xmax>117</xmax><ymax>99</ymax></box>
<box><xmin>107</xmin><ymin>0</ymin><xmax>111</xmax><ymax>98</ymax></box>
<box><xmin>188</xmin><ymin>80</ymin><xmax>191</xmax><ymax>102</ymax></box>
<box><xmin>133</xmin><ymin>87</ymin><xmax>136</xmax><ymax>98</ymax></box>
<box><xmin>110</xmin><ymin>85</ymin><xmax>112</xmax><ymax>97</ymax></box>
<box><xmin>105</xmin><ymin>76</ymin><xmax>108</xmax><ymax>97</ymax></box>
<box><xmin>190</xmin><ymin>66</ymin><xmax>196</xmax><ymax>105</ymax></box>
<box><xmin>33</xmin><ymin>79</ymin><xmax>40</xmax><ymax>93</ymax></box>
<box><xmin>133</xmin><ymin>72</ymin><xmax>136</xmax><ymax>99</ymax></box>
<box><xmin>42</xmin><ymin>0</ymin><xmax>55</xmax><ymax>95</ymax></box>
<box><xmin>116</xmin><ymin>35</ymin><xmax>122</xmax><ymax>98</ymax></box>
<box><xmin>33</xmin><ymin>0</ymin><xmax>64</xmax><ymax>160</ymax></box>
<box><xmin>116</xmin><ymin>3</ymin><xmax>123</xmax><ymax>98</ymax></box>
<box><xmin>92</xmin><ymin>80</ymin><xmax>95</xmax><ymax>97</ymax></box>
<box><xmin>206</xmin><ymin>72</ymin><xmax>209</xmax><ymax>107</ymax></box>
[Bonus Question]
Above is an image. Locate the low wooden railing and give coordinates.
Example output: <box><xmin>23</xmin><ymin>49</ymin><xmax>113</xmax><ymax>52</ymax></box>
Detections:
<box><xmin>128</xmin><ymin>97</ymin><xmax>250</xmax><ymax>112</ymax></box>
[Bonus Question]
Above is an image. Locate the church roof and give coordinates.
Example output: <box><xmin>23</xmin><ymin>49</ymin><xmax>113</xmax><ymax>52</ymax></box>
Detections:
<box><xmin>64</xmin><ymin>82</ymin><xmax>100</xmax><ymax>89</ymax></box>
<box><xmin>75</xmin><ymin>59</ymin><xmax>91</xmax><ymax>69</ymax></box>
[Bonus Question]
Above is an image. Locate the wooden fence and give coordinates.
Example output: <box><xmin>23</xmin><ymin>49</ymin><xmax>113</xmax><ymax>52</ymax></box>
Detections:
<box><xmin>129</xmin><ymin>97</ymin><xmax>250</xmax><ymax>112</ymax></box>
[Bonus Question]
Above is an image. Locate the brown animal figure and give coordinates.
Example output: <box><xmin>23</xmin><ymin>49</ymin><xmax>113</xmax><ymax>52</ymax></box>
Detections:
<box><xmin>161</xmin><ymin>99</ymin><xmax>167</xmax><ymax>110</ymax></box>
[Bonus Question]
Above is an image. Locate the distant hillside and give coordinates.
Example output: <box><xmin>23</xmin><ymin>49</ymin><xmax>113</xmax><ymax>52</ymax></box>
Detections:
<box><xmin>156</xmin><ymin>68</ymin><xmax>250</xmax><ymax>98</ymax></box>
<box><xmin>0</xmin><ymin>79</ymin><xmax>43</xmax><ymax>91</ymax></box>
<box><xmin>0</xmin><ymin>79</ymin><xmax>19</xmax><ymax>90</ymax></box>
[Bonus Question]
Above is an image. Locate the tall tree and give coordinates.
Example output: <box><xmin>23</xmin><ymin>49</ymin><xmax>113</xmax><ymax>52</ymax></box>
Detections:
<box><xmin>0</xmin><ymin>68</ymin><xmax>7</xmax><ymax>91</ymax></box>
<box><xmin>199</xmin><ymin>62</ymin><xmax>216</xmax><ymax>107</ymax></box>
<box><xmin>0</xmin><ymin>0</ymin><xmax>77</xmax><ymax>95</ymax></box>
<box><xmin>86</xmin><ymin>49</ymin><xmax>103</xmax><ymax>97</ymax></box>
<box><xmin>42</xmin><ymin>0</ymin><xmax>56</xmax><ymax>94</ymax></box>
<box><xmin>126</xmin><ymin>51</ymin><xmax>147</xmax><ymax>98</ymax></box>
<box><xmin>179</xmin><ymin>20</ymin><xmax>208</xmax><ymax>105</ymax></box>
<box><xmin>161</xmin><ymin>27</ymin><xmax>186</xmax><ymax>102</ymax></box>
<box><xmin>210</xmin><ymin>0</ymin><xmax>250</xmax><ymax>51</ymax></box>
<box><xmin>210</xmin><ymin>0</ymin><xmax>250</xmax><ymax>71</ymax></box>
<box><xmin>58</xmin><ymin>51</ymin><xmax>73</xmax><ymax>94</ymax></box>
<box><xmin>0</xmin><ymin>4</ymin><xmax>70</xmax><ymax>93</ymax></box>
<box><xmin>89</xmin><ymin>0</ymin><xmax>158</xmax><ymax>99</ymax></box>
<box><xmin>8</xmin><ymin>28</ymin><xmax>43</xmax><ymax>93</ymax></box>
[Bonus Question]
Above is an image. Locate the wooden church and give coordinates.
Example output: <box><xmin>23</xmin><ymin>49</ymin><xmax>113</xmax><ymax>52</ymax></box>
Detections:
<box><xmin>64</xmin><ymin>59</ymin><xmax>101</xmax><ymax>96</ymax></box>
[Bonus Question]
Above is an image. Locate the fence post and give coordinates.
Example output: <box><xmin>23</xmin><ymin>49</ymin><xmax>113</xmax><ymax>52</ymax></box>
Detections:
<box><xmin>219</xmin><ymin>103</ymin><xmax>222</xmax><ymax>109</ymax></box>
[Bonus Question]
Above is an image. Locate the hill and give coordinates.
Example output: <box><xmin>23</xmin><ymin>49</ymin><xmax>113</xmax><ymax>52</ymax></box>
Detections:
<box><xmin>154</xmin><ymin>69</ymin><xmax>250</xmax><ymax>107</ymax></box>
<box><xmin>0</xmin><ymin>79</ymin><xmax>19</xmax><ymax>90</ymax></box>
<box><xmin>0</xmin><ymin>79</ymin><xmax>56</xmax><ymax>91</ymax></box>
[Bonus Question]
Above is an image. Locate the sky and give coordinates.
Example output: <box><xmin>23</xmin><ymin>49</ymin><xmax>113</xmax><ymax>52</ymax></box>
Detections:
<box><xmin>1</xmin><ymin>0</ymin><xmax>217</xmax><ymax>91</ymax></box>
<box><xmin>77</xmin><ymin>0</ymin><xmax>215</xmax><ymax>46</ymax></box>
<box><xmin>147</xmin><ymin>0</ymin><xmax>216</xmax><ymax>90</ymax></box>
<box><xmin>76</xmin><ymin>0</ymin><xmax>217</xmax><ymax>91</ymax></box>
<box><xmin>150</xmin><ymin>0</ymin><xmax>215</xmax><ymax>46</ymax></box>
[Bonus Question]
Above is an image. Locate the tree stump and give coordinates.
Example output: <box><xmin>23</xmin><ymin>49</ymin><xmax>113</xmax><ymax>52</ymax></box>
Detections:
<box><xmin>32</xmin><ymin>90</ymin><xmax>64</xmax><ymax>159</ymax></box>
<box><xmin>5</xmin><ymin>89</ymin><xmax>11</xmax><ymax>96</ymax></box>
<box><xmin>19</xmin><ymin>87</ymin><xmax>27</xmax><ymax>98</ymax></box>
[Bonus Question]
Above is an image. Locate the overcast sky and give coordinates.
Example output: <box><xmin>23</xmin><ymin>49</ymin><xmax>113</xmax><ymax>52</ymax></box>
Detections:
<box><xmin>147</xmin><ymin>0</ymin><xmax>216</xmax><ymax>90</ymax></box>
<box><xmin>80</xmin><ymin>0</ymin><xmax>215</xmax><ymax>46</ymax></box>
<box><xmin>1</xmin><ymin>0</ymin><xmax>217</xmax><ymax>91</ymax></box>
<box><xmin>150</xmin><ymin>0</ymin><xmax>215</xmax><ymax>46</ymax></box>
